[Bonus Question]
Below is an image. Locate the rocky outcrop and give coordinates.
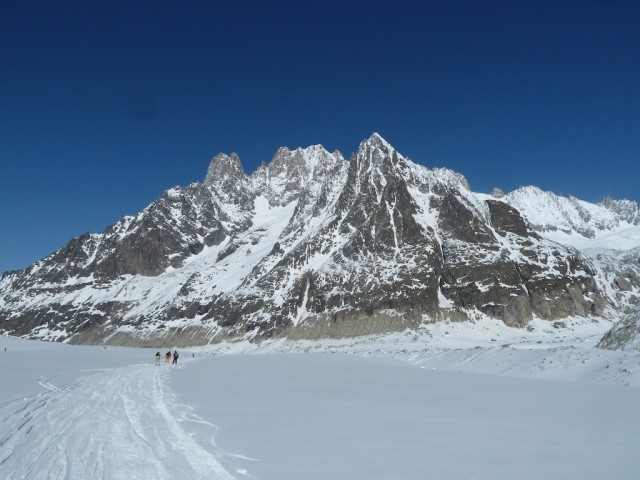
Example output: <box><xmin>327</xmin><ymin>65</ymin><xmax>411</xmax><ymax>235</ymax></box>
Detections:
<box><xmin>598</xmin><ymin>308</ymin><xmax>640</xmax><ymax>351</ymax></box>
<box><xmin>204</xmin><ymin>152</ymin><xmax>255</xmax><ymax>207</ymax></box>
<box><xmin>601</xmin><ymin>197</ymin><xmax>640</xmax><ymax>225</ymax></box>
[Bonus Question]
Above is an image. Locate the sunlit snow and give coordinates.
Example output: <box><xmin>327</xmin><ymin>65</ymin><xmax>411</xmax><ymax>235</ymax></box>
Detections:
<box><xmin>2</xmin><ymin>320</ymin><xmax>639</xmax><ymax>479</ymax></box>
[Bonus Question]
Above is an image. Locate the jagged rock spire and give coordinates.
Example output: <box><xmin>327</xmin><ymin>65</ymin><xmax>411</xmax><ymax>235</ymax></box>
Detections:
<box><xmin>250</xmin><ymin>144</ymin><xmax>346</xmax><ymax>207</ymax></box>
<box><xmin>491</xmin><ymin>187</ymin><xmax>506</xmax><ymax>198</ymax></box>
<box><xmin>204</xmin><ymin>152</ymin><xmax>245</xmax><ymax>186</ymax></box>
<box><xmin>204</xmin><ymin>152</ymin><xmax>254</xmax><ymax>206</ymax></box>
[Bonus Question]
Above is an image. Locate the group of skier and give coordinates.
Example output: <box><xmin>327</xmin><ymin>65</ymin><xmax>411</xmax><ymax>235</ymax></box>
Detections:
<box><xmin>155</xmin><ymin>349</ymin><xmax>179</xmax><ymax>365</ymax></box>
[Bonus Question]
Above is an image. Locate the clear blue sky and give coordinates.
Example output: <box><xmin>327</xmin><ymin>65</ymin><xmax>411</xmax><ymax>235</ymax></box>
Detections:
<box><xmin>1</xmin><ymin>0</ymin><xmax>639</xmax><ymax>273</ymax></box>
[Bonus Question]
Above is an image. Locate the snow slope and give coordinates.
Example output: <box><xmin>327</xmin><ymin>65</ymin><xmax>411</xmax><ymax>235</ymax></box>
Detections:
<box><xmin>2</xmin><ymin>324</ymin><xmax>640</xmax><ymax>480</ymax></box>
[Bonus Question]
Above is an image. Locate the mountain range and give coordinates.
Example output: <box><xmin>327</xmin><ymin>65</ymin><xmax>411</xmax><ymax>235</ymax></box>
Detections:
<box><xmin>1</xmin><ymin>133</ymin><xmax>639</xmax><ymax>347</ymax></box>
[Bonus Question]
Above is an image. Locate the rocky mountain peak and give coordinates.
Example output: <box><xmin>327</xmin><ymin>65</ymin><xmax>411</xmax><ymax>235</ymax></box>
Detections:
<box><xmin>361</xmin><ymin>132</ymin><xmax>395</xmax><ymax>151</ymax></box>
<box><xmin>357</xmin><ymin>133</ymin><xmax>401</xmax><ymax>165</ymax></box>
<box><xmin>350</xmin><ymin>133</ymin><xmax>406</xmax><ymax>196</ymax></box>
<box><xmin>252</xmin><ymin>144</ymin><xmax>346</xmax><ymax>207</ymax></box>
<box><xmin>203</xmin><ymin>152</ymin><xmax>253</xmax><ymax>206</ymax></box>
<box><xmin>491</xmin><ymin>187</ymin><xmax>506</xmax><ymax>198</ymax></box>
<box><xmin>204</xmin><ymin>152</ymin><xmax>244</xmax><ymax>185</ymax></box>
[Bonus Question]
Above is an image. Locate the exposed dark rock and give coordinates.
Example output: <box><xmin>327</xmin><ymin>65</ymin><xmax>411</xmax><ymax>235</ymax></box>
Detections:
<box><xmin>486</xmin><ymin>199</ymin><xmax>539</xmax><ymax>239</ymax></box>
<box><xmin>616</xmin><ymin>278</ymin><xmax>633</xmax><ymax>292</ymax></box>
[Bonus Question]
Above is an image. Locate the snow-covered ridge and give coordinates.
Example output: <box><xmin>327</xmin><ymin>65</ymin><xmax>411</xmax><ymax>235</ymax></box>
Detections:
<box><xmin>504</xmin><ymin>185</ymin><xmax>640</xmax><ymax>245</ymax></box>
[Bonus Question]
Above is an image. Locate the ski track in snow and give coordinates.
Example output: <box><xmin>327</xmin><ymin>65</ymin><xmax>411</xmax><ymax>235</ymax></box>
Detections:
<box><xmin>0</xmin><ymin>363</ymin><xmax>235</xmax><ymax>480</ymax></box>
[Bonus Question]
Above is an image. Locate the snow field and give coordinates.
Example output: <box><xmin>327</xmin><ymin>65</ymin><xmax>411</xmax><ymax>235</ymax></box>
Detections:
<box><xmin>173</xmin><ymin>353</ymin><xmax>640</xmax><ymax>480</ymax></box>
<box><xmin>1</xmin><ymin>324</ymin><xmax>640</xmax><ymax>479</ymax></box>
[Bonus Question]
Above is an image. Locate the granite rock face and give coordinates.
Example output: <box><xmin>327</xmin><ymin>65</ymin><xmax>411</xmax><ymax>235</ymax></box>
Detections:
<box><xmin>0</xmin><ymin>134</ymin><xmax>628</xmax><ymax>346</ymax></box>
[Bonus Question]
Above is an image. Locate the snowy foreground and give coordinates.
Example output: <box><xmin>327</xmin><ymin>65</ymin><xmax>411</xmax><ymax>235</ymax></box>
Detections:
<box><xmin>1</xmin><ymin>318</ymin><xmax>640</xmax><ymax>480</ymax></box>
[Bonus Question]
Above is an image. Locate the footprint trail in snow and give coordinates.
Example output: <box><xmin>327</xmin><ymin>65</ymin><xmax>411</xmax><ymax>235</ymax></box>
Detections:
<box><xmin>0</xmin><ymin>363</ymin><xmax>235</xmax><ymax>479</ymax></box>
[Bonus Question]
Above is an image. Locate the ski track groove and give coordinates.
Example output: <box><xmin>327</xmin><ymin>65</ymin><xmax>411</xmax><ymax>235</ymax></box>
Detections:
<box><xmin>0</xmin><ymin>363</ymin><xmax>235</xmax><ymax>480</ymax></box>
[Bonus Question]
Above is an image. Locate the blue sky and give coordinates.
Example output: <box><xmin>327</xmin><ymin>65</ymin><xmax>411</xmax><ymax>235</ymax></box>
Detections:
<box><xmin>1</xmin><ymin>0</ymin><xmax>639</xmax><ymax>273</ymax></box>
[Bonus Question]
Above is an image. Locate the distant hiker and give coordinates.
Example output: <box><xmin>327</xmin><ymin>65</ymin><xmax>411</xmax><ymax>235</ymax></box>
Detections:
<box><xmin>165</xmin><ymin>351</ymin><xmax>171</xmax><ymax>364</ymax></box>
<box><xmin>172</xmin><ymin>350</ymin><xmax>179</xmax><ymax>365</ymax></box>
<box><xmin>155</xmin><ymin>352</ymin><xmax>161</xmax><ymax>365</ymax></box>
